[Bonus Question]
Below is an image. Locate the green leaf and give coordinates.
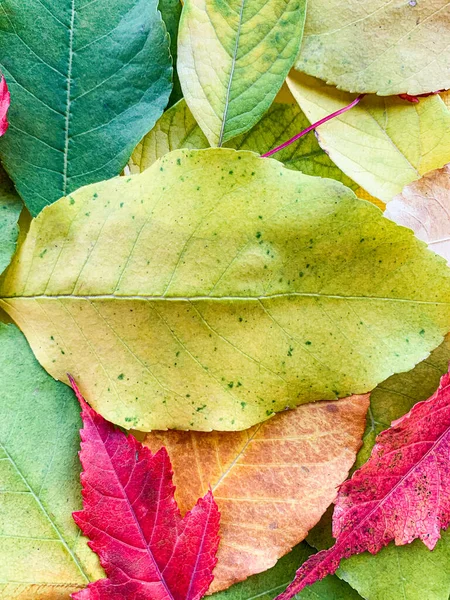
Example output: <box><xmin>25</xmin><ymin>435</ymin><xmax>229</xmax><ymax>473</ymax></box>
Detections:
<box><xmin>0</xmin><ymin>323</ymin><xmax>102</xmax><ymax>598</ymax></box>
<box><xmin>159</xmin><ymin>0</ymin><xmax>183</xmax><ymax>107</ymax></box>
<box><xmin>1</xmin><ymin>148</ymin><xmax>450</xmax><ymax>432</ymax></box>
<box><xmin>178</xmin><ymin>0</ymin><xmax>306</xmax><ymax>146</ymax></box>
<box><xmin>309</xmin><ymin>336</ymin><xmax>450</xmax><ymax>600</ymax></box>
<box><xmin>130</xmin><ymin>98</ymin><xmax>357</xmax><ymax>189</ymax></box>
<box><xmin>0</xmin><ymin>165</ymin><xmax>22</xmax><ymax>275</ymax></box>
<box><xmin>0</xmin><ymin>0</ymin><xmax>172</xmax><ymax>216</ymax></box>
<box><xmin>210</xmin><ymin>543</ymin><xmax>363</xmax><ymax>600</ymax></box>
<box><xmin>295</xmin><ymin>0</ymin><xmax>450</xmax><ymax>96</ymax></box>
<box><xmin>287</xmin><ymin>72</ymin><xmax>450</xmax><ymax>203</ymax></box>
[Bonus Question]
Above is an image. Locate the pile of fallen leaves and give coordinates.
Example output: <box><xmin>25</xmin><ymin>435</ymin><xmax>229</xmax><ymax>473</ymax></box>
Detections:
<box><xmin>1</xmin><ymin>1</ymin><xmax>450</xmax><ymax>599</ymax></box>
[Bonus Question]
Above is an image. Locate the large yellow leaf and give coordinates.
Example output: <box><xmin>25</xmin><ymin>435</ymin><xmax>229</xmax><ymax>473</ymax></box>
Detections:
<box><xmin>295</xmin><ymin>0</ymin><xmax>450</xmax><ymax>96</ymax></box>
<box><xmin>287</xmin><ymin>72</ymin><xmax>450</xmax><ymax>203</ymax></box>
<box><xmin>177</xmin><ymin>0</ymin><xmax>306</xmax><ymax>146</ymax></box>
<box><xmin>144</xmin><ymin>394</ymin><xmax>369</xmax><ymax>592</ymax></box>
<box><xmin>1</xmin><ymin>149</ymin><xmax>450</xmax><ymax>432</ymax></box>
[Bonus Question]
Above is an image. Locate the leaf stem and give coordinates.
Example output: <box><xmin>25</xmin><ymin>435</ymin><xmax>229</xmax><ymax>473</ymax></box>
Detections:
<box><xmin>261</xmin><ymin>94</ymin><xmax>365</xmax><ymax>158</ymax></box>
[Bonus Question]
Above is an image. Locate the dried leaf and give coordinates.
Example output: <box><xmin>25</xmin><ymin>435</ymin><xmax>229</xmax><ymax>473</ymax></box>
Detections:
<box><xmin>287</xmin><ymin>72</ymin><xmax>450</xmax><ymax>203</ymax></box>
<box><xmin>144</xmin><ymin>394</ymin><xmax>369</xmax><ymax>591</ymax></box>
<box><xmin>385</xmin><ymin>164</ymin><xmax>450</xmax><ymax>265</ymax></box>
<box><xmin>70</xmin><ymin>379</ymin><xmax>220</xmax><ymax>600</ymax></box>
<box><xmin>295</xmin><ymin>0</ymin><xmax>450</xmax><ymax>96</ymax></box>
<box><xmin>278</xmin><ymin>367</ymin><xmax>450</xmax><ymax>599</ymax></box>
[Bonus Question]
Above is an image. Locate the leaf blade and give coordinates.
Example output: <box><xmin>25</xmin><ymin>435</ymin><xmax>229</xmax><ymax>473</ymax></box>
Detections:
<box><xmin>0</xmin><ymin>0</ymin><xmax>172</xmax><ymax>215</ymax></box>
<box><xmin>70</xmin><ymin>379</ymin><xmax>220</xmax><ymax>600</ymax></box>
<box><xmin>178</xmin><ymin>0</ymin><xmax>306</xmax><ymax>145</ymax></box>
<box><xmin>2</xmin><ymin>149</ymin><xmax>450</xmax><ymax>431</ymax></box>
<box><xmin>144</xmin><ymin>394</ymin><xmax>369</xmax><ymax>591</ymax></box>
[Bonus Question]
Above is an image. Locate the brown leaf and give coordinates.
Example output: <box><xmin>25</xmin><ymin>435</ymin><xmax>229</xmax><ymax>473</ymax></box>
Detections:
<box><xmin>385</xmin><ymin>164</ymin><xmax>450</xmax><ymax>265</ymax></box>
<box><xmin>144</xmin><ymin>394</ymin><xmax>369</xmax><ymax>592</ymax></box>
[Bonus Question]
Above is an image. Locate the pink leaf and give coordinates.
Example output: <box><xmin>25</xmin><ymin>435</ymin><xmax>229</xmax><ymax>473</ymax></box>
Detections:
<box><xmin>0</xmin><ymin>76</ymin><xmax>10</xmax><ymax>136</ymax></box>
<box><xmin>69</xmin><ymin>377</ymin><xmax>220</xmax><ymax>600</ymax></box>
<box><xmin>277</xmin><ymin>366</ymin><xmax>450</xmax><ymax>599</ymax></box>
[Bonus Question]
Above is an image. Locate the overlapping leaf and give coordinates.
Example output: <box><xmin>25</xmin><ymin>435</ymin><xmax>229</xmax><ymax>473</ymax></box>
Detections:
<box><xmin>295</xmin><ymin>0</ymin><xmax>450</xmax><ymax>96</ymax></box>
<box><xmin>144</xmin><ymin>394</ymin><xmax>369</xmax><ymax>591</ymax></box>
<box><xmin>159</xmin><ymin>0</ymin><xmax>183</xmax><ymax>107</ymax></box>
<box><xmin>385</xmin><ymin>164</ymin><xmax>450</xmax><ymax>265</ymax></box>
<box><xmin>0</xmin><ymin>0</ymin><xmax>172</xmax><ymax>215</ymax></box>
<box><xmin>0</xmin><ymin>324</ymin><xmax>103</xmax><ymax>599</ymax></box>
<box><xmin>130</xmin><ymin>99</ymin><xmax>357</xmax><ymax>189</ymax></box>
<box><xmin>309</xmin><ymin>335</ymin><xmax>450</xmax><ymax>600</ymax></box>
<box><xmin>71</xmin><ymin>379</ymin><xmax>220</xmax><ymax>600</ymax></box>
<box><xmin>279</xmin><ymin>367</ymin><xmax>450</xmax><ymax>599</ymax></box>
<box><xmin>2</xmin><ymin>148</ymin><xmax>450</xmax><ymax>432</ymax></box>
<box><xmin>178</xmin><ymin>0</ymin><xmax>306</xmax><ymax>145</ymax></box>
<box><xmin>210</xmin><ymin>543</ymin><xmax>363</xmax><ymax>600</ymax></box>
<box><xmin>287</xmin><ymin>72</ymin><xmax>450</xmax><ymax>202</ymax></box>
<box><xmin>0</xmin><ymin>165</ymin><xmax>22</xmax><ymax>276</ymax></box>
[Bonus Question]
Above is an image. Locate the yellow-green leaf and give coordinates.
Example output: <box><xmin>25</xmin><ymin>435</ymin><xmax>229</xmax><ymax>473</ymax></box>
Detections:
<box><xmin>178</xmin><ymin>0</ymin><xmax>306</xmax><ymax>146</ymax></box>
<box><xmin>130</xmin><ymin>98</ymin><xmax>357</xmax><ymax>189</ymax></box>
<box><xmin>295</xmin><ymin>0</ymin><xmax>450</xmax><ymax>96</ymax></box>
<box><xmin>0</xmin><ymin>324</ymin><xmax>103</xmax><ymax>599</ymax></box>
<box><xmin>2</xmin><ymin>149</ymin><xmax>450</xmax><ymax>432</ymax></box>
<box><xmin>287</xmin><ymin>72</ymin><xmax>450</xmax><ymax>203</ymax></box>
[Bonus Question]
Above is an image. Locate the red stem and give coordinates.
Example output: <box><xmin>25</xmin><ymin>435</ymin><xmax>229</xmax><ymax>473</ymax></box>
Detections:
<box><xmin>261</xmin><ymin>94</ymin><xmax>365</xmax><ymax>158</ymax></box>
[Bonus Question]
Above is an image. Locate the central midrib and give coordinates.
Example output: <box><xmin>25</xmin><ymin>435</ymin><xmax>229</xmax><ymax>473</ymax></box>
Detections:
<box><xmin>2</xmin><ymin>292</ymin><xmax>450</xmax><ymax>305</ymax></box>
<box><xmin>63</xmin><ymin>0</ymin><xmax>76</xmax><ymax>196</ymax></box>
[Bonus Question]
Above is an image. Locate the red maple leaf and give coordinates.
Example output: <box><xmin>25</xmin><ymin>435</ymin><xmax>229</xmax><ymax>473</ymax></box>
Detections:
<box><xmin>277</xmin><ymin>366</ymin><xmax>450</xmax><ymax>599</ymax></box>
<box><xmin>0</xmin><ymin>76</ymin><xmax>10</xmax><ymax>136</ymax></box>
<box><xmin>69</xmin><ymin>377</ymin><xmax>221</xmax><ymax>600</ymax></box>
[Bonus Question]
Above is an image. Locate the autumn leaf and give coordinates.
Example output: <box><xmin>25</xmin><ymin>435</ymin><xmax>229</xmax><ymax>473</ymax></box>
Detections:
<box><xmin>287</xmin><ymin>72</ymin><xmax>450</xmax><ymax>202</ymax></box>
<box><xmin>159</xmin><ymin>0</ymin><xmax>183</xmax><ymax>107</ymax></box>
<box><xmin>144</xmin><ymin>393</ymin><xmax>369</xmax><ymax>592</ymax></box>
<box><xmin>178</xmin><ymin>0</ymin><xmax>306</xmax><ymax>145</ymax></box>
<box><xmin>295</xmin><ymin>0</ymin><xmax>450</xmax><ymax>96</ymax></box>
<box><xmin>70</xmin><ymin>377</ymin><xmax>220</xmax><ymax>600</ymax></box>
<box><xmin>2</xmin><ymin>148</ymin><xmax>450</xmax><ymax>432</ymax></box>
<box><xmin>0</xmin><ymin>76</ymin><xmax>10</xmax><ymax>136</ymax></box>
<box><xmin>130</xmin><ymin>98</ymin><xmax>357</xmax><ymax>189</ymax></box>
<box><xmin>0</xmin><ymin>324</ymin><xmax>103</xmax><ymax>599</ymax></box>
<box><xmin>0</xmin><ymin>0</ymin><xmax>172</xmax><ymax>215</ymax></box>
<box><xmin>277</xmin><ymin>366</ymin><xmax>450</xmax><ymax>599</ymax></box>
<box><xmin>385</xmin><ymin>164</ymin><xmax>450</xmax><ymax>265</ymax></box>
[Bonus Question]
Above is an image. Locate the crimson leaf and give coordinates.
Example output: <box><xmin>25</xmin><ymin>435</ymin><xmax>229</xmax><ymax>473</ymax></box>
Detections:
<box><xmin>277</xmin><ymin>366</ymin><xmax>450</xmax><ymax>599</ymax></box>
<box><xmin>0</xmin><ymin>76</ymin><xmax>9</xmax><ymax>136</ymax></box>
<box><xmin>69</xmin><ymin>377</ymin><xmax>220</xmax><ymax>600</ymax></box>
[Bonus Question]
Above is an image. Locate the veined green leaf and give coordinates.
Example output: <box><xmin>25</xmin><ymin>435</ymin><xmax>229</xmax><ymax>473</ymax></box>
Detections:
<box><xmin>130</xmin><ymin>99</ymin><xmax>357</xmax><ymax>190</ymax></box>
<box><xmin>0</xmin><ymin>324</ymin><xmax>102</xmax><ymax>599</ymax></box>
<box><xmin>287</xmin><ymin>72</ymin><xmax>450</xmax><ymax>203</ymax></box>
<box><xmin>178</xmin><ymin>0</ymin><xmax>306</xmax><ymax>146</ymax></box>
<box><xmin>295</xmin><ymin>0</ymin><xmax>450</xmax><ymax>96</ymax></box>
<box><xmin>159</xmin><ymin>0</ymin><xmax>183</xmax><ymax>107</ymax></box>
<box><xmin>0</xmin><ymin>0</ymin><xmax>172</xmax><ymax>216</ymax></box>
<box><xmin>0</xmin><ymin>165</ymin><xmax>22</xmax><ymax>275</ymax></box>
<box><xmin>2</xmin><ymin>149</ymin><xmax>450</xmax><ymax>432</ymax></box>
<box><xmin>210</xmin><ymin>543</ymin><xmax>362</xmax><ymax>600</ymax></box>
<box><xmin>309</xmin><ymin>335</ymin><xmax>450</xmax><ymax>600</ymax></box>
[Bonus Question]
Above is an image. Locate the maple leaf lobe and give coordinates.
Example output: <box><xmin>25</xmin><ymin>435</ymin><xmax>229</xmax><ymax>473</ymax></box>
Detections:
<box><xmin>69</xmin><ymin>378</ymin><xmax>220</xmax><ymax>600</ymax></box>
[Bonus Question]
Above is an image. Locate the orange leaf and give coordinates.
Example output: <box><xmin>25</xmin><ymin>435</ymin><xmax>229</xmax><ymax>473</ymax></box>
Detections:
<box><xmin>144</xmin><ymin>394</ymin><xmax>369</xmax><ymax>592</ymax></box>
